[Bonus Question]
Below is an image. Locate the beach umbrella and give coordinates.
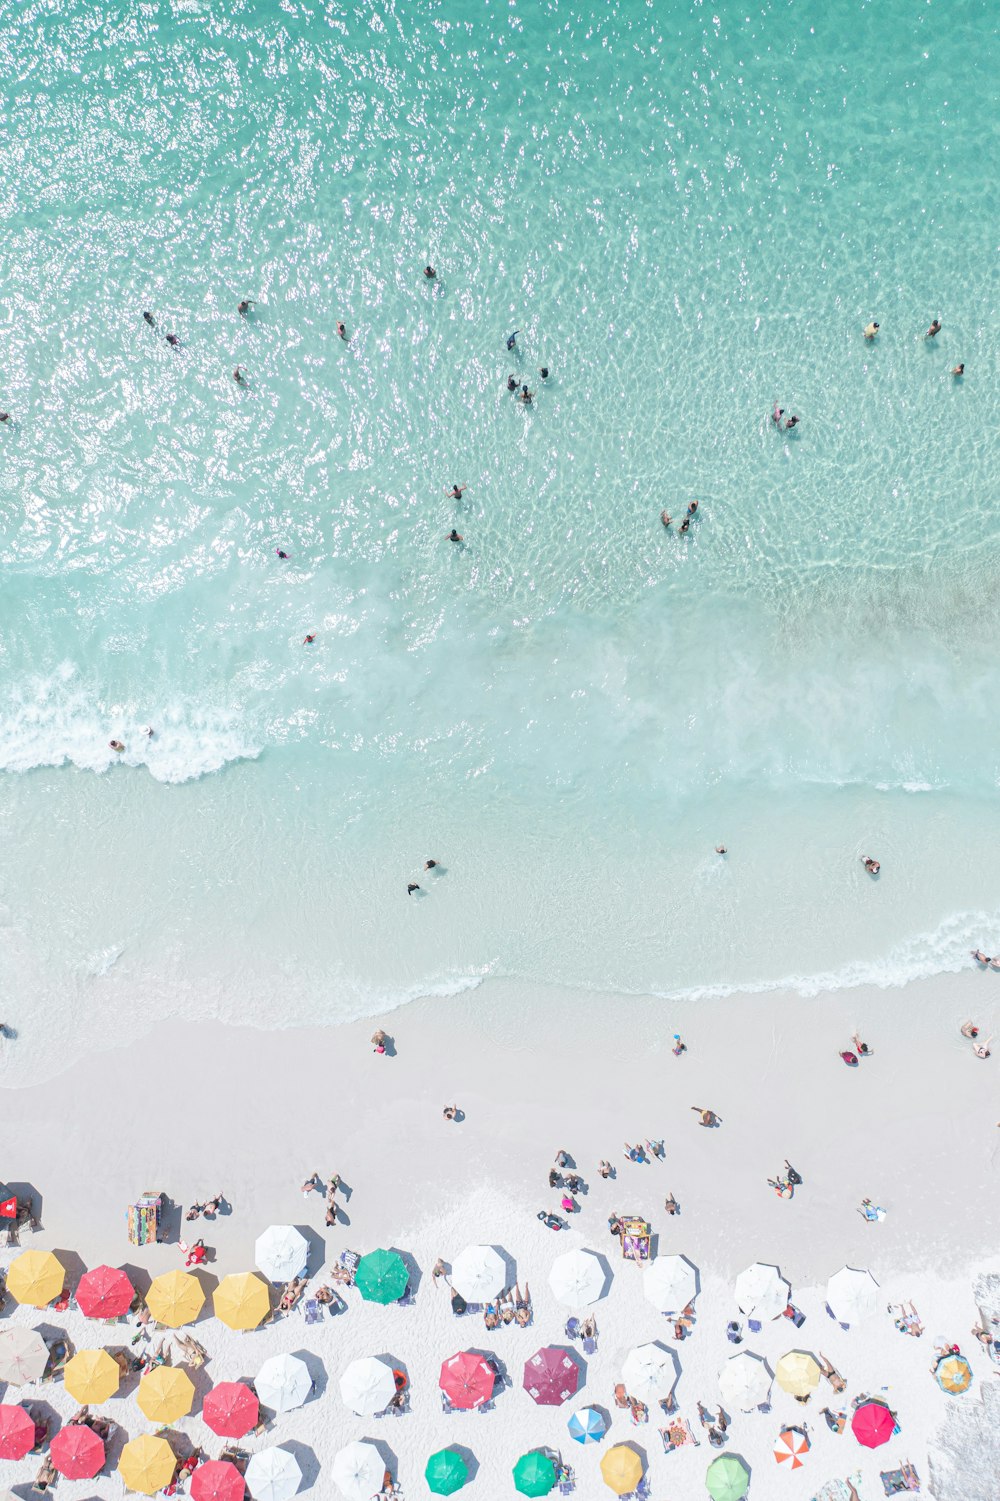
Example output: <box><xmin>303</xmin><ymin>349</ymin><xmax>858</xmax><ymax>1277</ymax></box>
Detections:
<box><xmin>548</xmin><ymin>1248</ymin><xmax>605</xmax><ymax>1307</ymax></box>
<box><xmin>203</xmin><ymin>1380</ymin><xmax>259</xmax><ymax>1438</ymax></box>
<box><xmin>0</xmin><ymin>1328</ymin><xmax>49</xmax><ymax>1385</ymax></box>
<box><xmin>332</xmin><ymin>1441</ymin><xmax>385</xmax><ymax>1501</ymax></box>
<box><xmin>6</xmin><ymin>1249</ymin><xmax>64</xmax><ymax>1308</ymax></box>
<box><xmin>214</xmin><ymin>1271</ymin><xmax>271</xmax><ymax>1330</ymax></box>
<box><xmin>0</xmin><ymin>1404</ymin><xmax>35</xmax><ymax>1460</ymax></box>
<box><xmin>146</xmin><ymin>1268</ymin><xmax>205</xmax><ymax>1327</ymax></box>
<box><xmin>734</xmin><ymin>1262</ymin><xmax>790</xmax><ymax>1323</ymax></box>
<box><xmin>622</xmin><ymin>1342</ymin><xmax>675</xmax><ymax>1400</ymax></box>
<box><xmin>936</xmin><ymin>1353</ymin><xmax>973</xmax><ymax>1394</ymax></box>
<box><xmin>64</xmin><ymin>1347</ymin><xmax>120</xmax><ymax>1404</ymax></box>
<box><xmin>50</xmin><ymin>1422</ymin><xmax>105</xmax><ymax>1480</ymax></box>
<box><xmin>245</xmin><ymin>1447</ymin><xmax>302</xmax><ymax>1501</ymax></box>
<box><xmin>354</xmin><ymin>1248</ymin><xmax>408</xmax><ymax>1304</ymax></box>
<box><xmin>523</xmin><ymin>1346</ymin><xmax>581</xmax><ymax>1406</ymax></box>
<box><xmin>705</xmin><ymin>1453</ymin><xmax>750</xmax><ymax>1501</ymax></box>
<box><xmin>851</xmin><ymin>1399</ymin><xmax>895</xmax><ymax>1448</ymax></box>
<box><xmin>827</xmin><ymin>1266</ymin><xmax>879</xmax><ymax>1324</ymax></box>
<box><xmin>775</xmin><ymin>1350</ymin><xmax>821</xmax><ymax>1398</ymax></box>
<box><xmin>192</xmin><ymin>1459</ymin><xmax>246</xmax><ymax>1501</ymax></box>
<box><xmin>450</xmin><ymin>1245</ymin><xmax>506</xmax><ymax>1302</ymax></box>
<box><xmin>601</xmin><ymin>1446</ymin><xmax>643</xmax><ymax>1496</ymax></box>
<box><xmin>339</xmin><ymin>1355</ymin><xmax>397</xmax><ymax>1415</ymax></box>
<box><xmin>568</xmin><ymin>1406</ymin><xmax>607</xmax><ymax>1444</ymax></box>
<box><xmin>512</xmin><ymin>1451</ymin><xmax>556</xmax><ymax>1497</ymax></box>
<box><xmin>644</xmin><ymin>1254</ymin><xmax>697</xmax><ymax>1314</ymax></box>
<box><xmin>424</xmin><ymin>1449</ymin><xmax>469</xmax><ymax>1495</ymax></box>
<box><xmin>255</xmin><ymin>1352</ymin><xmax>312</xmax><ymax>1413</ymax></box>
<box><xmin>118</xmin><ymin>1434</ymin><xmax>176</xmax><ymax>1496</ymax></box>
<box><xmin>76</xmin><ymin>1264</ymin><xmax>135</xmax><ymax>1320</ymax></box>
<box><xmin>774</xmin><ymin>1428</ymin><xmax>810</xmax><ymax>1468</ymax></box>
<box><xmin>138</xmin><ymin>1364</ymin><xmax>196</xmax><ymax>1423</ymax></box>
<box><xmin>719</xmin><ymin>1351</ymin><xmax>771</xmax><ymax>1411</ymax></box>
<box><xmin>439</xmin><ymin>1350</ymin><xmax>495</xmax><ymax>1409</ymax></box>
<box><xmin>254</xmin><ymin>1225</ymin><xmax>308</xmax><ymax>1284</ymax></box>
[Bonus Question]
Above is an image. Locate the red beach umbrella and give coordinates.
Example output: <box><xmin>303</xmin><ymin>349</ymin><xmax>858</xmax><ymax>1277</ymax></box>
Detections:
<box><xmin>191</xmin><ymin>1460</ymin><xmax>246</xmax><ymax>1501</ymax></box>
<box><xmin>0</xmin><ymin>1403</ymin><xmax>36</xmax><ymax>1460</ymax></box>
<box><xmin>523</xmin><ymin>1346</ymin><xmax>581</xmax><ymax>1406</ymax></box>
<box><xmin>50</xmin><ymin>1422</ymin><xmax>106</xmax><ymax>1480</ymax></box>
<box><xmin>851</xmin><ymin>1400</ymin><xmax>895</xmax><ymax>1448</ymax></box>
<box><xmin>439</xmin><ymin>1351</ymin><xmax>495</xmax><ymax>1410</ymax></box>
<box><xmin>203</xmin><ymin>1381</ymin><xmax>259</xmax><ymax>1438</ymax></box>
<box><xmin>76</xmin><ymin>1264</ymin><xmax>135</xmax><ymax>1320</ymax></box>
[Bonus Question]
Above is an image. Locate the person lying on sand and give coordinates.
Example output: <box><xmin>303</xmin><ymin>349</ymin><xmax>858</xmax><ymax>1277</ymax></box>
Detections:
<box><xmin>691</xmin><ymin>1106</ymin><xmax>720</xmax><ymax>1126</ymax></box>
<box><xmin>818</xmin><ymin>1354</ymin><xmax>846</xmax><ymax>1392</ymax></box>
<box><xmin>820</xmin><ymin>1406</ymin><xmax>846</xmax><ymax>1434</ymax></box>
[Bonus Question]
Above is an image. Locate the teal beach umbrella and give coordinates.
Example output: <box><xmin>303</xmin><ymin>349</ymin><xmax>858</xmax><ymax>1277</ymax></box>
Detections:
<box><xmin>513</xmin><ymin>1450</ymin><xmax>556</xmax><ymax>1496</ymax></box>
<box><xmin>354</xmin><ymin>1248</ymin><xmax>408</xmax><ymax>1304</ymax></box>
<box><xmin>425</xmin><ymin>1448</ymin><xmax>469</xmax><ymax>1494</ymax></box>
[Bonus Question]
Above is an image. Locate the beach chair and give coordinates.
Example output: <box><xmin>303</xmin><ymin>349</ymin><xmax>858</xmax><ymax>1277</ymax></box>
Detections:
<box><xmin>582</xmin><ymin>1335</ymin><xmax>597</xmax><ymax>1355</ymax></box>
<box><xmin>564</xmin><ymin>1317</ymin><xmax>580</xmax><ymax>1340</ymax></box>
<box><xmin>302</xmin><ymin>1299</ymin><xmax>322</xmax><ymax>1325</ymax></box>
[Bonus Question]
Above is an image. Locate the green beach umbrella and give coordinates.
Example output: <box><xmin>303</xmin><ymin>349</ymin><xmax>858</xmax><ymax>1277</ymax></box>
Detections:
<box><xmin>705</xmin><ymin>1453</ymin><xmax>750</xmax><ymax>1501</ymax></box>
<box><xmin>354</xmin><ymin>1248</ymin><xmax>409</xmax><ymax>1304</ymax></box>
<box><xmin>425</xmin><ymin>1449</ymin><xmax>469</xmax><ymax>1495</ymax></box>
<box><xmin>513</xmin><ymin>1451</ymin><xmax>556</xmax><ymax>1497</ymax></box>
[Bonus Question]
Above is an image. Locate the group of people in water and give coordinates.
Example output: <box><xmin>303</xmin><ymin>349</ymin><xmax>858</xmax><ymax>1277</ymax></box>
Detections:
<box><xmin>863</xmin><ymin>314</ymin><xmax>964</xmax><ymax>376</ymax></box>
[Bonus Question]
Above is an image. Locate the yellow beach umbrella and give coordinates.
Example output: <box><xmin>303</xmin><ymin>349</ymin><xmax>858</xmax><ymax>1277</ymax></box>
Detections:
<box><xmin>775</xmin><ymin>1350</ymin><xmax>821</xmax><ymax>1398</ymax></box>
<box><xmin>214</xmin><ymin>1271</ymin><xmax>271</xmax><ymax>1331</ymax></box>
<box><xmin>64</xmin><ymin>1347</ymin><xmax>121</xmax><ymax>1404</ymax></box>
<box><xmin>146</xmin><ymin>1270</ymin><xmax>205</xmax><ymax>1328</ymax></box>
<box><xmin>6</xmin><ymin>1250</ymin><xmax>65</xmax><ymax>1308</ymax></box>
<box><xmin>118</xmin><ymin>1434</ymin><xmax>176</xmax><ymax>1495</ymax></box>
<box><xmin>600</xmin><ymin>1446</ymin><xmax>643</xmax><ymax>1496</ymax></box>
<box><xmin>137</xmin><ymin>1365</ymin><xmax>195</xmax><ymax>1423</ymax></box>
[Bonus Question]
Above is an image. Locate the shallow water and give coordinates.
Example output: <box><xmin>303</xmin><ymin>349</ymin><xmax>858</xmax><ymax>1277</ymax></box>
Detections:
<box><xmin>1</xmin><ymin>0</ymin><xmax>999</xmax><ymax>1080</ymax></box>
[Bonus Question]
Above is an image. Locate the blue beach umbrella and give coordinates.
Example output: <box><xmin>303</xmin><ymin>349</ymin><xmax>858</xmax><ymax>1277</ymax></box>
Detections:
<box><xmin>567</xmin><ymin>1406</ymin><xmax>607</xmax><ymax>1444</ymax></box>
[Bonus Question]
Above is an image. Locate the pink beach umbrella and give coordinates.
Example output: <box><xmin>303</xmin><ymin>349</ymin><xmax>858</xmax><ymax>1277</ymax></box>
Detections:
<box><xmin>191</xmin><ymin>1459</ymin><xmax>247</xmax><ymax>1501</ymax></box>
<box><xmin>203</xmin><ymin>1381</ymin><xmax>259</xmax><ymax>1438</ymax></box>
<box><xmin>0</xmin><ymin>1403</ymin><xmax>36</xmax><ymax>1461</ymax></box>
<box><xmin>851</xmin><ymin>1400</ymin><xmax>895</xmax><ymax>1448</ymax></box>
<box><xmin>523</xmin><ymin>1347</ymin><xmax>581</xmax><ymax>1406</ymax></box>
<box><xmin>75</xmin><ymin>1264</ymin><xmax>135</xmax><ymax>1320</ymax></box>
<box><xmin>440</xmin><ymin>1351</ymin><xmax>495</xmax><ymax>1410</ymax></box>
<box><xmin>50</xmin><ymin>1422</ymin><xmax>106</xmax><ymax>1480</ymax></box>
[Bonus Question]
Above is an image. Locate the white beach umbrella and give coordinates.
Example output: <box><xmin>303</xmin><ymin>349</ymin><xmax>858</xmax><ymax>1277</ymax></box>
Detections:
<box><xmin>734</xmin><ymin>1261</ymin><xmax>790</xmax><ymax>1323</ymax></box>
<box><xmin>0</xmin><ymin>1327</ymin><xmax>49</xmax><ymax>1385</ymax></box>
<box><xmin>255</xmin><ymin>1225</ymin><xmax>309</xmax><ymax>1283</ymax></box>
<box><xmin>339</xmin><ymin>1356</ymin><xmax>397</xmax><ymax>1416</ymax></box>
<box><xmin>643</xmin><ymin>1254</ymin><xmax>697</xmax><ymax>1314</ymax></box>
<box><xmin>256</xmin><ymin>1352</ymin><xmax>313</xmax><ymax>1413</ymax></box>
<box><xmin>450</xmin><ymin>1245</ymin><xmax>506</xmax><ymax>1303</ymax></box>
<box><xmin>827</xmin><ymin>1265</ymin><xmax>879</xmax><ymax>1324</ymax></box>
<box><xmin>622</xmin><ymin>1342</ymin><xmax>676</xmax><ymax>1401</ymax></box>
<box><xmin>245</xmin><ymin>1447</ymin><xmax>303</xmax><ymax>1501</ymax></box>
<box><xmin>332</xmin><ymin>1441</ymin><xmax>385</xmax><ymax>1501</ymax></box>
<box><xmin>719</xmin><ymin>1351</ymin><xmax>772</xmax><ymax>1411</ymax></box>
<box><xmin>549</xmin><ymin>1248</ymin><xmax>606</xmax><ymax>1307</ymax></box>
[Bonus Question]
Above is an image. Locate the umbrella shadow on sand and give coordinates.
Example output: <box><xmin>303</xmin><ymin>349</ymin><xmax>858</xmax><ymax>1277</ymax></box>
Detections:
<box><xmin>51</xmin><ymin>1248</ymin><xmax>87</xmax><ymax>1292</ymax></box>
<box><xmin>366</xmin><ymin>1437</ymin><xmax>398</xmax><ymax>1481</ymax></box>
<box><xmin>275</xmin><ymin>1438</ymin><xmax>321</xmax><ymax>1489</ymax></box>
<box><xmin>493</xmin><ymin>1246</ymin><xmax>518</xmax><ymax>1291</ymax></box>
<box><xmin>295</xmin><ymin>1225</ymin><xmax>327</xmax><ymax>1277</ymax></box>
<box><xmin>448</xmin><ymin>1444</ymin><xmax>480</xmax><ymax>1482</ymax></box>
<box><xmin>391</xmin><ymin>1248</ymin><xmax>422</xmax><ymax>1298</ymax></box>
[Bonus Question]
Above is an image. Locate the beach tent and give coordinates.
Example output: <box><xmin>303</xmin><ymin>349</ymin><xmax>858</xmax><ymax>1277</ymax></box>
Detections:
<box><xmin>705</xmin><ymin>1453</ymin><xmax>750</xmax><ymax>1501</ymax></box>
<box><xmin>332</xmin><ymin>1441</ymin><xmax>385</xmax><ymax>1501</ymax></box>
<box><xmin>191</xmin><ymin>1459</ymin><xmax>246</xmax><ymax>1501</ymax></box>
<box><xmin>548</xmin><ymin>1248</ymin><xmax>606</xmax><ymax>1307</ymax></box>
<box><xmin>0</xmin><ymin>1328</ymin><xmax>49</xmax><ymax>1385</ymax></box>
<box><xmin>255</xmin><ymin>1225</ymin><xmax>309</xmax><ymax>1283</ymax></box>
<box><xmin>354</xmin><ymin>1247</ymin><xmax>408</xmax><ymax>1304</ymax></box>
<box><xmin>424</xmin><ymin>1449</ymin><xmax>469</xmax><ymax>1495</ymax></box>
<box><xmin>775</xmin><ymin>1350</ymin><xmax>821</xmax><ymax>1398</ymax></box>
<box><xmin>450</xmin><ymin>1245</ymin><xmax>506</xmax><ymax>1302</ymax></box>
<box><xmin>851</xmin><ymin>1399</ymin><xmax>895</xmax><ymax>1448</ymax></box>
<box><xmin>50</xmin><ymin>1422</ymin><xmax>105</xmax><ymax>1480</ymax></box>
<box><xmin>245</xmin><ymin>1447</ymin><xmax>303</xmax><ymax>1501</ymax></box>
<box><xmin>734</xmin><ymin>1261</ymin><xmax>789</xmax><ymax>1322</ymax></box>
<box><xmin>138</xmin><ymin>1364</ymin><xmax>196</xmax><ymax>1423</ymax></box>
<box><xmin>203</xmin><ymin>1380</ymin><xmax>259</xmax><ymax>1437</ymax></box>
<box><xmin>719</xmin><ymin>1351</ymin><xmax>771</xmax><ymax>1411</ymax></box>
<box><xmin>827</xmin><ymin>1266</ymin><xmax>879</xmax><ymax>1323</ymax></box>
<box><xmin>512</xmin><ymin>1451</ymin><xmax>557</xmax><ymax>1497</ymax></box>
<box><xmin>255</xmin><ymin>1352</ymin><xmax>312</xmax><ymax>1412</ymax></box>
<box><xmin>601</xmin><ymin>1445</ymin><xmax>643</xmax><ymax>1495</ymax></box>
<box><xmin>935</xmin><ymin>1353</ymin><xmax>973</xmax><ymax>1394</ymax></box>
<box><xmin>439</xmin><ymin>1350</ymin><xmax>495</xmax><ymax>1409</ymax></box>
<box><xmin>214</xmin><ymin>1271</ymin><xmax>271</xmax><ymax>1330</ymax></box>
<box><xmin>0</xmin><ymin>1404</ymin><xmax>35</xmax><ymax>1460</ymax></box>
<box><xmin>568</xmin><ymin>1406</ymin><xmax>607</xmax><ymax>1443</ymax></box>
<box><xmin>622</xmin><ymin>1342</ymin><xmax>675</xmax><ymax>1400</ymax></box>
<box><xmin>6</xmin><ymin>1250</ymin><xmax>64</xmax><ymax>1308</ymax></box>
<box><xmin>64</xmin><ymin>1348</ymin><xmax>120</xmax><ymax>1404</ymax></box>
<box><xmin>523</xmin><ymin>1346</ymin><xmax>580</xmax><ymax>1405</ymax></box>
<box><xmin>118</xmin><ymin>1434</ymin><xmax>177</xmax><ymax>1496</ymax></box>
<box><xmin>339</xmin><ymin>1355</ymin><xmax>397</xmax><ymax>1415</ymax></box>
<box><xmin>644</xmin><ymin>1253</ymin><xmax>697</xmax><ymax>1314</ymax></box>
<box><xmin>146</xmin><ymin>1268</ymin><xmax>205</xmax><ymax>1327</ymax></box>
<box><xmin>76</xmin><ymin>1264</ymin><xmax>135</xmax><ymax>1319</ymax></box>
<box><xmin>774</xmin><ymin>1428</ymin><xmax>810</xmax><ymax>1468</ymax></box>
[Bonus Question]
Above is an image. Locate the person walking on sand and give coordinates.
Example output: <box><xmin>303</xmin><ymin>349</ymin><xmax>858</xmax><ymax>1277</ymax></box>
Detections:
<box><xmin>372</xmin><ymin>1029</ymin><xmax>387</xmax><ymax>1054</ymax></box>
<box><xmin>768</xmin><ymin>1177</ymin><xmax>794</xmax><ymax>1199</ymax></box>
<box><xmin>672</xmin><ymin>1034</ymin><xmax>686</xmax><ymax>1055</ymax></box>
<box><xmin>300</xmin><ymin>1172</ymin><xmax>320</xmax><ymax>1196</ymax></box>
<box><xmin>784</xmin><ymin>1160</ymin><xmax>803</xmax><ymax>1185</ymax></box>
<box><xmin>664</xmin><ymin>1193</ymin><xmax>679</xmax><ymax>1215</ymax></box>
<box><xmin>431</xmin><ymin>1258</ymin><xmax>448</xmax><ymax>1286</ymax></box>
<box><xmin>852</xmin><ymin>1033</ymin><xmax>872</xmax><ymax>1057</ymax></box>
<box><xmin>691</xmin><ymin>1106</ymin><xmax>720</xmax><ymax>1127</ymax></box>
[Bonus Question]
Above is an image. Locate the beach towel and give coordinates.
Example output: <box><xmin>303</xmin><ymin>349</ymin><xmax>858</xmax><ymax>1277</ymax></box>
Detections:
<box><xmin>810</xmin><ymin>1473</ymin><xmax>863</xmax><ymax>1501</ymax></box>
<box><xmin>880</xmin><ymin>1462</ymin><xmax>920</xmax><ymax>1494</ymax></box>
<box><xmin>302</xmin><ymin>1299</ymin><xmax>322</xmax><ymax>1324</ymax></box>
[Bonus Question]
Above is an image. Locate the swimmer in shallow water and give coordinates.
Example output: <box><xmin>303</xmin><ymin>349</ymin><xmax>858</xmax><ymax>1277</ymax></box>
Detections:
<box><xmin>951</xmin><ymin>363</ymin><xmax>964</xmax><ymax>377</ymax></box>
<box><xmin>424</xmin><ymin>266</ymin><xmax>436</xmax><ymax>279</ymax></box>
<box><xmin>238</xmin><ymin>299</ymin><xmax>254</xmax><ymax>316</ymax></box>
<box><xmin>142</xmin><ymin>310</ymin><xmax>155</xmax><ymax>327</ymax></box>
<box><xmin>863</xmin><ymin>321</ymin><xmax>879</xmax><ymax>340</ymax></box>
<box><xmin>445</xmin><ymin>484</ymin><xmax>468</xmax><ymax>498</ymax></box>
<box><xmin>925</xmin><ymin>318</ymin><xmax>941</xmax><ymax>338</ymax></box>
<box><xmin>447</xmin><ymin>529</ymin><xmax>463</xmax><ymax>542</ymax></box>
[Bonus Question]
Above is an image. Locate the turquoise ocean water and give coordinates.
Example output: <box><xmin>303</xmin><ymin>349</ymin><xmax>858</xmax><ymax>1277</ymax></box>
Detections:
<box><xmin>1</xmin><ymin>0</ymin><xmax>999</xmax><ymax>1079</ymax></box>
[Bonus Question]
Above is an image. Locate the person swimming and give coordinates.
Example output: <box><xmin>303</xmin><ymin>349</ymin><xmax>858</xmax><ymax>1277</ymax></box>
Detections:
<box><xmin>772</xmin><ymin>404</ymin><xmax>784</xmax><ymax>424</ymax></box>
<box><xmin>336</xmin><ymin>321</ymin><xmax>347</xmax><ymax>339</ymax></box>
<box><xmin>539</xmin><ymin>366</ymin><xmax>549</xmax><ymax>379</ymax></box>
<box><xmin>424</xmin><ymin>265</ymin><xmax>436</xmax><ymax>279</ymax></box>
<box><xmin>863</xmin><ymin>321</ymin><xmax>879</xmax><ymax>339</ymax></box>
<box><xmin>506</xmin><ymin>375</ymin><xmax>518</xmax><ymax>392</ymax></box>
<box><xmin>303</xmin><ymin>633</ymin><xmax>316</xmax><ymax>644</ymax></box>
<box><xmin>447</xmin><ymin>529</ymin><xmax>463</xmax><ymax>542</ymax></box>
<box><xmin>951</xmin><ymin>363</ymin><xmax>964</xmax><ymax>376</ymax></box>
<box><xmin>276</xmin><ymin>548</ymin><xmax>289</xmax><ymax>559</ymax></box>
<box><xmin>109</xmin><ymin>740</ymin><xmax>125</xmax><ymax>753</ymax></box>
<box><xmin>686</xmin><ymin>501</ymin><xmax>698</xmax><ymax>517</ymax></box>
<box><xmin>925</xmin><ymin>318</ymin><xmax>942</xmax><ymax>338</ymax></box>
<box><xmin>142</xmin><ymin>310</ymin><xmax>155</xmax><ymax>327</ymax></box>
<box><xmin>506</xmin><ymin>330</ymin><xmax>519</xmax><ymax>350</ymax></box>
<box><xmin>519</xmin><ymin>385</ymin><xmax>534</xmax><ymax>404</ymax></box>
<box><xmin>784</xmin><ymin>415</ymin><xmax>799</xmax><ymax>429</ymax></box>
<box><xmin>679</xmin><ymin>517</ymin><xmax>691</xmax><ymax>534</ymax></box>
<box><xmin>445</xmin><ymin>484</ymin><xmax>467</xmax><ymax>498</ymax></box>
<box><xmin>661</xmin><ymin>511</ymin><xmax>671</xmax><ymax>527</ymax></box>
<box><xmin>238</xmin><ymin>299</ymin><xmax>253</xmax><ymax>315</ymax></box>
<box><xmin>165</xmin><ymin>333</ymin><xmax>181</xmax><ymax>347</ymax></box>
<box><xmin>233</xmin><ymin>366</ymin><xmax>246</xmax><ymax>384</ymax></box>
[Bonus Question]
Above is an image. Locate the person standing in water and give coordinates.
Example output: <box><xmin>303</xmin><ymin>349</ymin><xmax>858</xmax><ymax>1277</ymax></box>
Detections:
<box><xmin>506</xmin><ymin>330</ymin><xmax>519</xmax><ymax>351</ymax></box>
<box><xmin>925</xmin><ymin>318</ymin><xmax>942</xmax><ymax>338</ymax></box>
<box><xmin>863</xmin><ymin>320</ymin><xmax>879</xmax><ymax>339</ymax></box>
<box><xmin>444</xmin><ymin>484</ymin><xmax>468</xmax><ymax>498</ymax></box>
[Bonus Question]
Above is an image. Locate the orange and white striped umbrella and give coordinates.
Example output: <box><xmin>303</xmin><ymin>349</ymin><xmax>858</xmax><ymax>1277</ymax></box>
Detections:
<box><xmin>774</xmin><ymin>1428</ymin><xmax>810</xmax><ymax>1469</ymax></box>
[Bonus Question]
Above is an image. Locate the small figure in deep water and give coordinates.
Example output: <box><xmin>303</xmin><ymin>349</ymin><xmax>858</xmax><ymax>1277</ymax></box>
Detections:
<box><xmin>506</xmin><ymin>330</ymin><xmax>519</xmax><ymax>351</ymax></box>
<box><xmin>142</xmin><ymin>311</ymin><xmax>155</xmax><ymax>327</ymax></box>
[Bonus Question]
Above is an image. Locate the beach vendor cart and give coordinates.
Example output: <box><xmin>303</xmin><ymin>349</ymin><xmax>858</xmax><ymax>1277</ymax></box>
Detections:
<box><xmin>621</xmin><ymin>1216</ymin><xmax>651</xmax><ymax>1264</ymax></box>
<box><xmin>127</xmin><ymin>1192</ymin><xmax>162</xmax><ymax>1247</ymax></box>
